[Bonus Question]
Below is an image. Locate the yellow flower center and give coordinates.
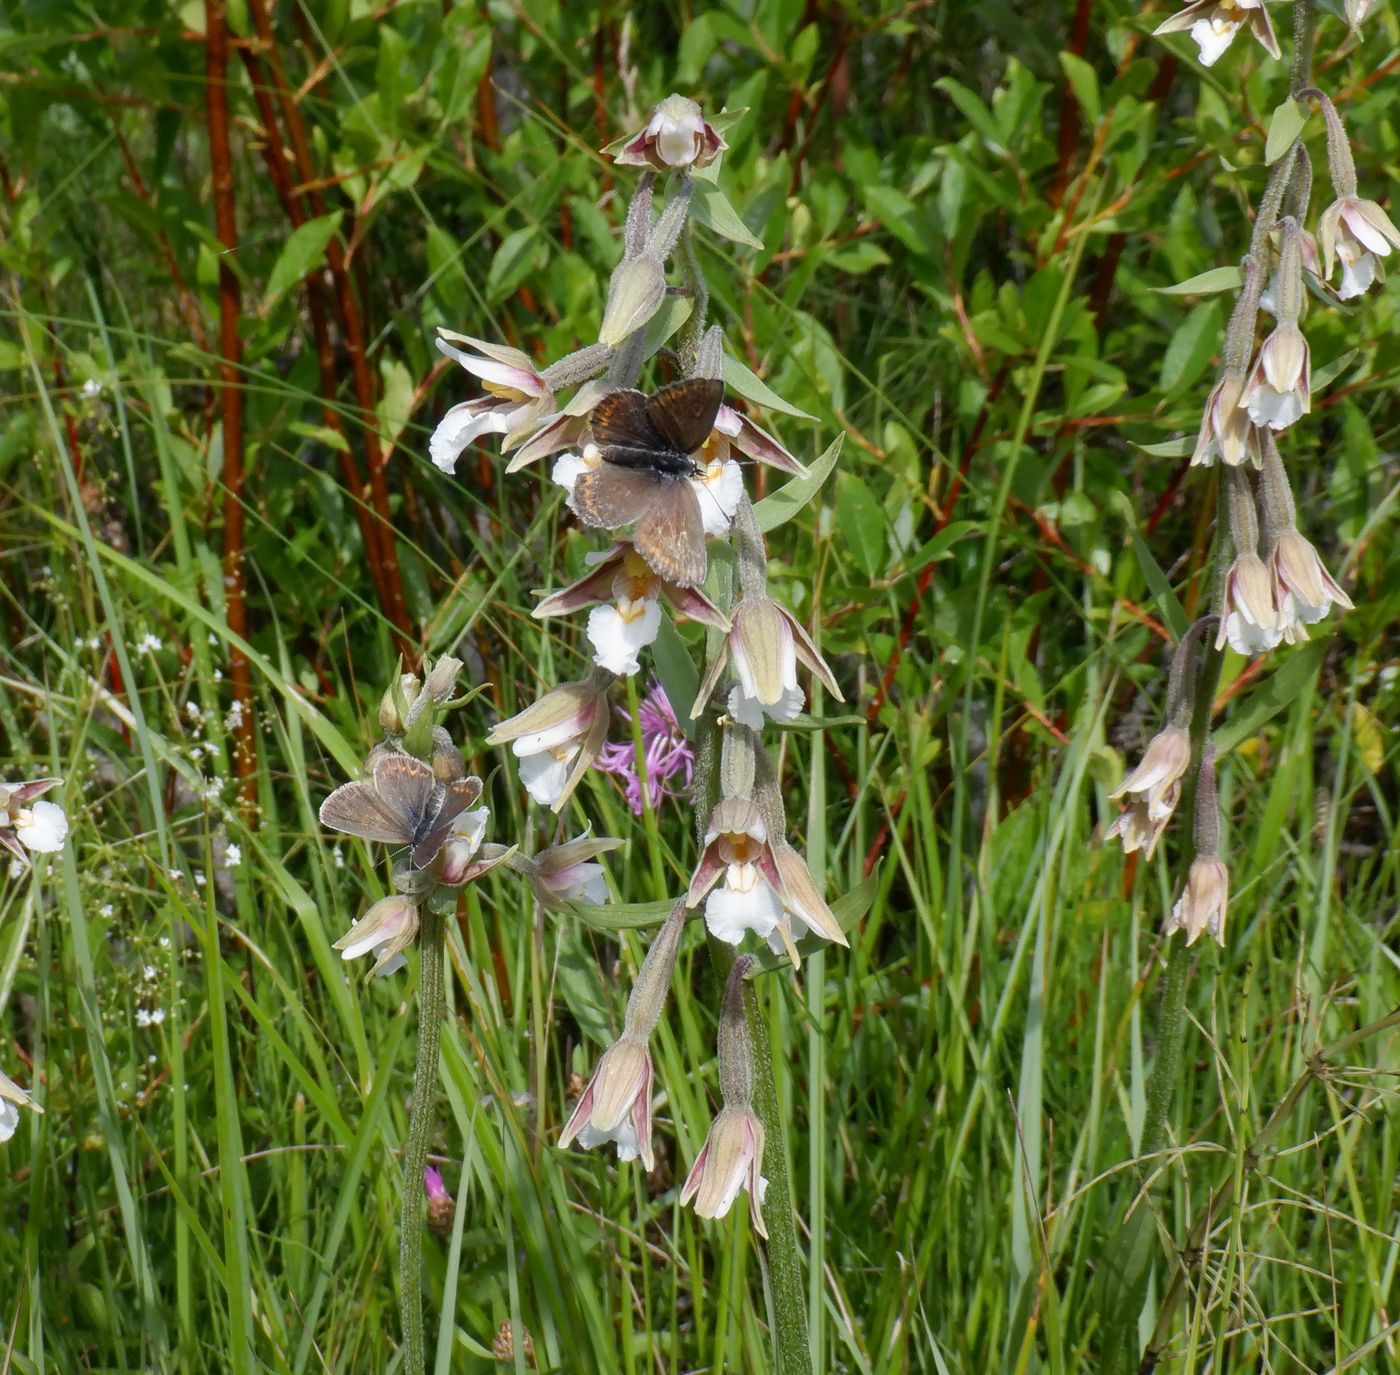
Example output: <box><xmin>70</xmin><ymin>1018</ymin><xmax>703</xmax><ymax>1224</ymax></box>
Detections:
<box><xmin>483</xmin><ymin>380</ymin><xmax>529</xmax><ymax>403</ymax></box>
<box><xmin>612</xmin><ymin>552</ymin><xmax>661</xmax><ymax>616</ymax></box>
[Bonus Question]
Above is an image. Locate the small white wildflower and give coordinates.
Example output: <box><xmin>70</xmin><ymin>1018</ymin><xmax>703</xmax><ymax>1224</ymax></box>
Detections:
<box><xmin>225</xmin><ymin>843</ymin><xmax>242</xmax><ymax>868</ymax></box>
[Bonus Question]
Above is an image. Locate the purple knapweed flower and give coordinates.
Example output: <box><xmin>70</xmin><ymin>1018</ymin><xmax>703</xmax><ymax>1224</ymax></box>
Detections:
<box><xmin>594</xmin><ymin>680</ymin><xmax>694</xmax><ymax>816</ymax></box>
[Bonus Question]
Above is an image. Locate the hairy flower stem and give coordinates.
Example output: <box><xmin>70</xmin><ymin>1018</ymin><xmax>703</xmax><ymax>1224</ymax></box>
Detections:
<box><xmin>675</xmin><ymin>222</ymin><xmax>709</xmax><ymax>369</ymax></box>
<box><xmin>692</xmin><ymin>533</ymin><xmax>811</xmax><ymax>1370</ymax></box>
<box><xmin>400</xmin><ymin>903</ymin><xmax>446</xmax><ymax>1373</ymax></box>
<box><xmin>708</xmin><ymin>939</ymin><xmax>814</xmax><ymax>1375</ymax></box>
<box><xmin>1290</xmin><ymin>0</ymin><xmax>1314</xmax><ymax>97</ymax></box>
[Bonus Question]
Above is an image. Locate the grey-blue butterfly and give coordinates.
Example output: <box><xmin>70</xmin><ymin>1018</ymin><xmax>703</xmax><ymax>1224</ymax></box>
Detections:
<box><xmin>319</xmin><ymin>752</ymin><xmax>480</xmax><ymax>868</ymax></box>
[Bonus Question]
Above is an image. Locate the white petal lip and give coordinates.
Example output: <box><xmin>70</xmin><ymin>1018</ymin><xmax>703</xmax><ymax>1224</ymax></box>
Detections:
<box><xmin>704</xmin><ymin>882</ymin><xmax>783</xmax><ymax>945</ymax></box>
<box><xmin>577</xmin><ymin>1117</ymin><xmax>641</xmax><ymax>1161</ymax></box>
<box><xmin>1224</xmin><ymin>611</ymin><xmax>1282</xmax><ymax>655</ymax></box>
<box><xmin>1337</xmin><ymin>254</ymin><xmax>1375</xmax><ymax>299</ymax></box>
<box><xmin>726</xmin><ymin>683</ymin><xmax>804</xmax><ymax>729</ymax></box>
<box><xmin>18</xmin><ymin>801</ymin><xmax>68</xmax><ymax>853</ymax></box>
<box><xmin>518</xmin><ymin>748</ymin><xmax>574</xmax><ymax>807</ymax></box>
<box><xmin>1246</xmin><ymin>385</ymin><xmax>1304</xmax><ymax>430</ymax></box>
<box><xmin>430</xmin><ymin>403</ymin><xmax>512</xmax><ymax>473</ymax></box>
<box><xmin>587</xmin><ymin>601</ymin><xmax>662</xmax><ymax>676</ymax></box>
<box><xmin>373</xmin><ymin>949</ymin><xmax>408</xmax><ymax>978</ymax></box>
<box><xmin>0</xmin><ymin>1099</ymin><xmax>18</xmax><ymax>1143</ymax></box>
<box><xmin>1190</xmin><ymin>15</ymin><xmax>1240</xmax><ymax>65</ymax></box>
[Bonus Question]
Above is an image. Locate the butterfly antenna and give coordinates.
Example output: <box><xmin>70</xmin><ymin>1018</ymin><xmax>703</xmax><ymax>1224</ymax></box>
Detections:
<box><xmin>691</xmin><ymin>462</ymin><xmax>745</xmax><ymax>529</ymax></box>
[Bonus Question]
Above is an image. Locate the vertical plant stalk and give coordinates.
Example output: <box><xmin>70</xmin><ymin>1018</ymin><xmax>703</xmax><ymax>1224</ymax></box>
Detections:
<box><xmin>744</xmin><ymin>976</ymin><xmax>813</xmax><ymax>1375</ymax></box>
<box><xmin>400</xmin><ymin>904</ymin><xmax>447</xmax><ymax>1374</ymax></box>
<box><xmin>702</xmin><ymin>937</ymin><xmax>812</xmax><ymax>1375</ymax></box>
<box><xmin>204</xmin><ymin>0</ymin><xmax>257</xmax><ymax>801</ymax></box>
<box><xmin>692</xmin><ymin>581</ymin><xmax>812</xmax><ymax>1367</ymax></box>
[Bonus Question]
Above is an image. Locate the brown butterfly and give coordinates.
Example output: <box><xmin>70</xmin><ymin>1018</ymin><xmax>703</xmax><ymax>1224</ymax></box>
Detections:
<box><xmin>319</xmin><ymin>752</ymin><xmax>481</xmax><ymax>868</ymax></box>
<box><xmin>572</xmin><ymin>377</ymin><xmax>725</xmax><ymax>588</ymax></box>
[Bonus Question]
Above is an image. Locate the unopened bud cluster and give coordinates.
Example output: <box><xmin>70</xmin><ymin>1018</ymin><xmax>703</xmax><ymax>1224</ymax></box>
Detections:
<box><xmin>426</xmin><ymin>93</ymin><xmax>854</xmax><ymax>1237</ymax></box>
<box><xmin>1106</xmin><ymin>15</ymin><xmax>1378</xmax><ymax>946</ymax></box>
<box><xmin>318</xmin><ymin>655</ymin><xmax>514</xmax><ymax>978</ymax></box>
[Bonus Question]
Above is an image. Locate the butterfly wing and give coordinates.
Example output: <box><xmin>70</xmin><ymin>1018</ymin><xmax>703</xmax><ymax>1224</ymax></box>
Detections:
<box><xmin>645</xmin><ymin>378</ymin><xmax>723</xmax><ymax>457</ymax></box>
<box><xmin>573</xmin><ymin>464</ymin><xmax>667</xmax><ymax>531</ymax></box>
<box><xmin>319</xmin><ymin>779</ymin><xmax>414</xmax><ymax>845</ymax></box>
<box><xmin>368</xmin><ymin>753</ymin><xmax>440</xmax><ymax>842</ymax></box>
<box><xmin>633</xmin><ymin>478</ymin><xmax>707</xmax><ymax>587</ymax></box>
<box><xmin>589</xmin><ymin>389</ymin><xmax>673</xmax><ymax>469</ymax></box>
<box><xmin>410</xmin><ymin>775</ymin><xmax>484</xmax><ymax>868</ymax></box>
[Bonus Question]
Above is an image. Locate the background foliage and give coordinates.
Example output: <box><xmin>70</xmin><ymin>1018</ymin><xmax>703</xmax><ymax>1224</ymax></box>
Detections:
<box><xmin>2</xmin><ymin>1</ymin><xmax>1398</xmax><ymax>1372</ymax></box>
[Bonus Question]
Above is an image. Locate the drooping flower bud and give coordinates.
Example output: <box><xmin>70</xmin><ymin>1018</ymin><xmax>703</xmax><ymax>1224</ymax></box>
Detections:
<box><xmin>559</xmin><ymin>1034</ymin><xmax>655</xmax><ymax>1168</ymax></box>
<box><xmin>333</xmin><ymin>895</ymin><xmax>420</xmax><ymax>979</ymax></box>
<box><xmin>1217</xmin><ymin>468</ymin><xmax>1282</xmax><ymax>655</ymax></box>
<box><xmin>1191</xmin><ymin>373</ymin><xmax>1259</xmax><ymax>469</ymax></box>
<box><xmin>429</xmin><ymin>729</ymin><xmax>467</xmax><ymax>784</ymax></box>
<box><xmin>1109</xmin><ymin>727</ymin><xmax>1191</xmax><ymax>825</ymax></box>
<box><xmin>557</xmin><ymin>902</ymin><xmax>686</xmax><ymax>1170</ymax></box>
<box><xmin>515</xmin><ymin>834</ymin><xmax>621</xmax><ymax>908</ymax></box>
<box><xmin>378</xmin><ymin>674</ymin><xmax>421</xmax><ymax>736</ymax></box>
<box><xmin>598</xmin><ymin>256</ymin><xmax>667</xmax><ymax>348</ymax></box>
<box><xmin>1168</xmin><ymin>856</ymin><xmax>1230</xmax><ymax>945</ymax></box>
<box><xmin>680</xmin><ymin>956</ymin><xmax>768</xmax><ymax>1237</ymax></box>
<box><xmin>1218</xmin><ymin>551</ymin><xmax>1282</xmax><ymax>655</ymax></box>
<box><xmin>1318</xmin><ymin>195</ymin><xmax>1400</xmax><ymax>299</ymax></box>
<box><xmin>486</xmin><ymin>672</ymin><xmax>613</xmax><ymax>812</ymax></box>
<box><xmin>1166</xmin><ymin>749</ymin><xmax>1229</xmax><ymax>946</ymax></box>
<box><xmin>691</xmin><ymin>594</ymin><xmax>842</xmax><ymax>725</ymax></box>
